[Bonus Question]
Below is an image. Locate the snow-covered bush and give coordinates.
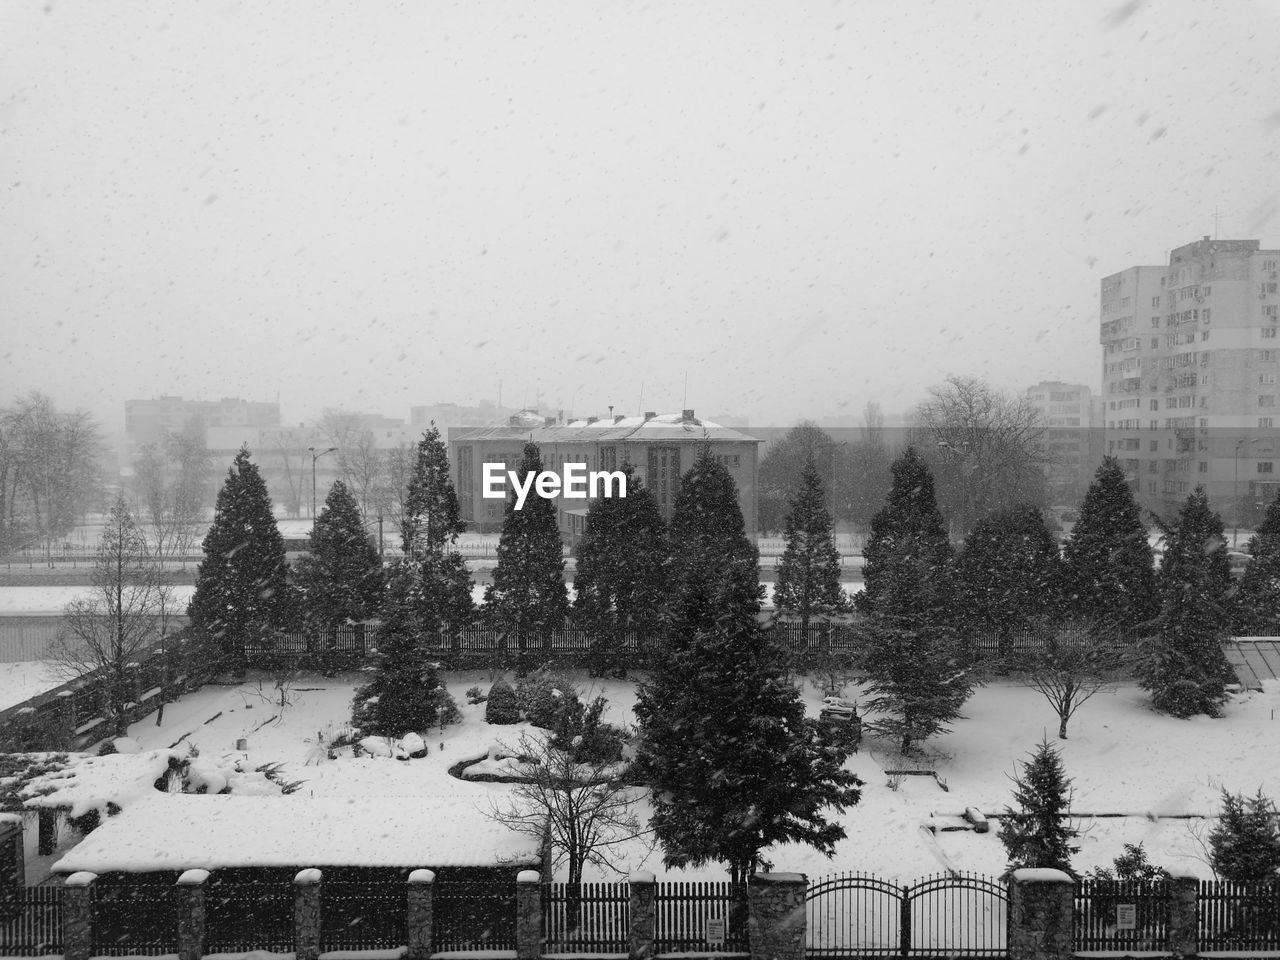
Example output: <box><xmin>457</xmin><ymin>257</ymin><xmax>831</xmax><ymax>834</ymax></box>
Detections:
<box><xmin>518</xmin><ymin>667</ymin><xmax>581</xmax><ymax>729</ymax></box>
<box><xmin>485</xmin><ymin>679</ymin><xmax>520</xmax><ymax>724</ymax></box>
<box><xmin>466</xmin><ymin>685</ymin><xmax>488</xmax><ymax>705</ymax></box>
<box><xmin>1209</xmin><ymin>788</ymin><xmax>1280</xmax><ymax>882</ymax></box>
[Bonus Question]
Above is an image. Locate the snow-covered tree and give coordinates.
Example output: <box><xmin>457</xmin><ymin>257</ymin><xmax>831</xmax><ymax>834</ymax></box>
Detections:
<box><xmin>953</xmin><ymin>504</ymin><xmax>1063</xmax><ymax>653</ymax></box>
<box><xmin>860</xmin><ymin>618</ymin><xmax>975</xmax><ymax>755</ymax></box>
<box><xmin>1208</xmin><ymin>788</ymin><xmax>1280</xmax><ymax>883</ymax></box>
<box><xmin>1016</xmin><ymin>619</ymin><xmax>1129</xmax><ymax>740</ymax></box>
<box><xmin>635</xmin><ymin>449</ymin><xmax>861</xmax><ymax>918</ymax></box>
<box><xmin>573</xmin><ymin>464</ymin><xmax>667</xmax><ymax>675</ymax></box>
<box><xmin>53</xmin><ymin>496</ymin><xmax>167</xmax><ymax>735</ymax></box>
<box><xmin>998</xmin><ymin>739</ymin><xmax>1079</xmax><ymax>876</ymax></box>
<box><xmin>773</xmin><ymin>456</ymin><xmax>850</xmax><ymax>629</ymax></box>
<box><xmin>484</xmin><ymin>442</ymin><xmax>570</xmax><ymax>638</ymax></box>
<box><xmin>188</xmin><ymin>447</ymin><xmax>291</xmax><ymax>675</ymax></box>
<box><xmin>293</xmin><ymin>480</ymin><xmax>383</xmax><ymax>637</ymax></box>
<box><xmin>1140</xmin><ymin>486</ymin><xmax>1236</xmax><ymax>718</ymax></box>
<box><xmin>400</xmin><ymin>424</ymin><xmax>467</xmax><ymax>557</ymax></box>
<box><xmin>665</xmin><ymin>449</ymin><xmax>763</xmax><ymax>637</ymax></box>
<box><xmin>351</xmin><ymin>632</ymin><xmax>459</xmax><ymax>737</ymax></box>
<box><xmin>1062</xmin><ymin>457</ymin><xmax>1158</xmax><ymax>639</ymax></box>
<box><xmin>857</xmin><ymin>447</ymin><xmax>952</xmax><ymax>621</ymax></box>
<box><xmin>1235</xmin><ymin>487</ymin><xmax>1280</xmax><ymax>635</ymax></box>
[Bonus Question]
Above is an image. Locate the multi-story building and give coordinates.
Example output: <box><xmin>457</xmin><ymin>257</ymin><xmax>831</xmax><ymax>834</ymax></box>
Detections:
<box><xmin>1101</xmin><ymin>237</ymin><xmax>1280</xmax><ymax>525</ymax></box>
<box><xmin>124</xmin><ymin>396</ymin><xmax>280</xmax><ymax>459</ymax></box>
<box><xmin>1023</xmin><ymin>381</ymin><xmax>1102</xmax><ymax>504</ymax></box>
<box><xmin>449</xmin><ymin>409</ymin><xmax>762</xmax><ymax>541</ymax></box>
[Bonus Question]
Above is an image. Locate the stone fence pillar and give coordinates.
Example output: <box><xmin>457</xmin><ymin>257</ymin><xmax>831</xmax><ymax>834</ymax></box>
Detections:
<box><xmin>628</xmin><ymin>871</ymin><xmax>656</xmax><ymax>960</ymax></box>
<box><xmin>1008</xmin><ymin>869</ymin><xmax>1075</xmax><ymax>960</ymax></box>
<box><xmin>0</xmin><ymin>816</ymin><xmax>25</xmax><ymax>889</ymax></box>
<box><xmin>294</xmin><ymin>868</ymin><xmax>322</xmax><ymax>960</ymax></box>
<box><xmin>748</xmin><ymin>872</ymin><xmax>807</xmax><ymax>960</ymax></box>
<box><xmin>516</xmin><ymin>870</ymin><xmax>542</xmax><ymax>960</ymax></box>
<box><xmin>406</xmin><ymin>869</ymin><xmax>435</xmax><ymax>960</ymax></box>
<box><xmin>1166</xmin><ymin>871</ymin><xmax>1199</xmax><ymax>959</ymax></box>
<box><xmin>62</xmin><ymin>871</ymin><xmax>97</xmax><ymax>960</ymax></box>
<box><xmin>175</xmin><ymin>868</ymin><xmax>209</xmax><ymax>960</ymax></box>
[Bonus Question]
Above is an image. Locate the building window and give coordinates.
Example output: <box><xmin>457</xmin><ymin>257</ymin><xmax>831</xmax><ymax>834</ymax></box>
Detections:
<box><xmin>1260</xmin><ymin>396</ymin><xmax>1276</xmax><ymax>407</ymax></box>
<box><xmin>1263</xmin><ymin>350</ymin><xmax>1278</xmax><ymax>362</ymax></box>
<box><xmin>1150</xmin><ymin>400</ymin><xmax>1159</xmax><ymax>411</ymax></box>
<box><xmin>1260</xmin><ymin>463</ymin><xmax>1275</xmax><ymax>474</ymax></box>
<box><xmin>1265</xmin><ymin>328</ymin><xmax>1279</xmax><ymax>339</ymax></box>
<box><xmin>1199</xmin><ymin>461</ymin><xmax>1207</xmax><ymax>473</ymax></box>
<box><xmin>1262</xmin><ymin>418</ymin><xmax>1276</xmax><ymax>429</ymax></box>
<box><xmin>1261</xmin><ymin>374</ymin><xmax>1278</xmax><ymax>384</ymax></box>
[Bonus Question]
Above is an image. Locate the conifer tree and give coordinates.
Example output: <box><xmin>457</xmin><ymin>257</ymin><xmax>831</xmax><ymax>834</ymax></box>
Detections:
<box><xmin>1140</xmin><ymin>486</ymin><xmax>1236</xmax><ymax>718</ymax></box>
<box><xmin>773</xmin><ymin>455</ymin><xmax>850</xmax><ymax>629</ymax></box>
<box><xmin>954</xmin><ymin>504</ymin><xmax>1063</xmax><ymax>652</ymax></box>
<box><xmin>1235</xmin><ymin>487</ymin><xmax>1280</xmax><ymax>635</ymax></box>
<box><xmin>861</xmin><ymin>617</ymin><xmax>975</xmax><ymax>755</ymax></box>
<box><xmin>857</xmin><ymin>447</ymin><xmax>953</xmax><ymax>620</ymax></box>
<box><xmin>665</xmin><ymin>448</ymin><xmax>763</xmax><ymax>636</ymax></box>
<box><xmin>635</xmin><ymin>449</ymin><xmax>862</xmax><ymax>927</ymax></box>
<box><xmin>189</xmin><ymin>447</ymin><xmax>290</xmax><ymax>675</ymax></box>
<box><xmin>400</xmin><ymin>423</ymin><xmax>467</xmax><ymax>557</ymax></box>
<box><xmin>573</xmin><ymin>464</ymin><xmax>667</xmax><ymax>675</ymax></box>
<box><xmin>998</xmin><ymin>739</ymin><xmax>1079</xmax><ymax>876</ymax></box>
<box><xmin>356</xmin><ymin>428</ymin><xmax>471</xmax><ymax>734</ymax></box>
<box><xmin>1062</xmin><ymin>457</ymin><xmax>1157</xmax><ymax>639</ymax></box>
<box><xmin>1208</xmin><ymin>788</ymin><xmax>1280</xmax><ymax>883</ymax></box>
<box><xmin>293</xmin><ymin>480</ymin><xmax>383</xmax><ymax>638</ymax></box>
<box><xmin>484</xmin><ymin>442</ymin><xmax>569</xmax><ymax>637</ymax></box>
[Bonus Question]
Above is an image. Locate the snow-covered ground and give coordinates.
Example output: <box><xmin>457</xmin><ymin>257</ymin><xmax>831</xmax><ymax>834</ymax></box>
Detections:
<box><xmin>24</xmin><ymin>668</ymin><xmax>1271</xmax><ymax>883</ymax></box>
<box><xmin>0</xmin><ymin>660</ymin><xmax>65</xmax><ymax>710</ymax></box>
<box><xmin>0</xmin><ymin>585</ymin><xmax>196</xmax><ymax>616</ymax></box>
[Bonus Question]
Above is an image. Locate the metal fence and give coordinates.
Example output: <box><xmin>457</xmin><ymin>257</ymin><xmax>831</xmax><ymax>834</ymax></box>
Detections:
<box><xmin>1199</xmin><ymin>879</ymin><xmax>1280</xmax><ymax>950</ymax></box>
<box><xmin>320</xmin><ymin>880</ymin><xmax>407</xmax><ymax>951</ymax></box>
<box><xmin>432</xmin><ymin>877</ymin><xmax>517</xmax><ymax>952</ymax></box>
<box><xmin>655</xmin><ymin>881</ymin><xmax>748</xmax><ymax>954</ymax></box>
<box><xmin>90</xmin><ymin>883</ymin><xmax>178</xmax><ymax>956</ymax></box>
<box><xmin>204</xmin><ymin>877</ymin><xmax>294</xmax><ymax>954</ymax></box>
<box><xmin>543</xmin><ymin>881</ymin><xmax>630</xmax><ymax>953</ymax></box>
<box><xmin>0</xmin><ymin>885</ymin><xmax>62</xmax><ymax>956</ymax></box>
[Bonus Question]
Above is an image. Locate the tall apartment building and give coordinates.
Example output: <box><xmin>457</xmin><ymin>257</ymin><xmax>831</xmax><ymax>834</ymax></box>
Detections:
<box><xmin>124</xmin><ymin>396</ymin><xmax>281</xmax><ymax>459</ymax></box>
<box><xmin>1100</xmin><ymin>237</ymin><xmax>1280</xmax><ymax>525</ymax></box>
<box><xmin>1023</xmin><ymin>381</ymin><xmax>1102</xmax><ymax>504</ymax></box>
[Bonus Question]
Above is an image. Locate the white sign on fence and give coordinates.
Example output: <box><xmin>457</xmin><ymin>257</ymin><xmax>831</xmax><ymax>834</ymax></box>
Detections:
<box><xmin>706</xmin><ymin>917</ymin><xmax>726</xmax><ymax>945</ymax></box>
<box><xmin>1116</xmin><ymin>903</ymin><xmax>1137</xmax><ymax>931</ymax></box>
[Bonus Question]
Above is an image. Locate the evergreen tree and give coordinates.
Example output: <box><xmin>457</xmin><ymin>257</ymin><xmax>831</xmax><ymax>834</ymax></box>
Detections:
<box><xmin>1140</xmin><ymin>486</ymin><xmax>1236</xmax><ymax>718</ymax></box>
<box><xmin>634</xmin><ymin>608</ymin><xmax>862</xmax><ymax>893</ymax></box>
<box><xmin>483</xmin><ymin>442</ymin><xmax>570</xmax><ymax>637</ymax></box>
<box><xmin>954</xmin><ymin>504</ymin><xmax>1063</xmax><ymax>652</ymax></box>
<box><xmin>1208</xmin><ymin>788</ymin><xmax>1280</xmax><ymax>883</ymax></box>
<box><xmin>188</xmin><ymin>447</ymin><xmax>290</xmax><ymax>675</ymax></box>
<box><xmin>773</xmin><ymin>455</ymin><xmax>850</xmax><ymax>629</ymax></box>
<box><xmin>757</xmin><ymin>421</ymin><xmax>839</xmax><ymax>535</ymax></box>
<box><xmin>358</xmin><ymin>429</ymin><xmax>472</xmax><ymax>733</ymax></box>
<box><xmin>1062</xmin><ymin>457</ymin><xmax>1158</xmax><ymax>639</ymax></box>
<box><xmin>1235</xmin><ymin>487</ymin><xmax>1280</xmax><ymax>635</ymax></box>
<box><xmin>635</xmin><ymin>447</ymin><xmax>862</xmax><ymax>925</ymax></box>
<box><xmin>861</xmin><ymin>617</ymin><xmax>975</xmax><ymax>755</ymax></box>
<box><xmin>857</xmin><ymin>447</ymin><xmax>953</xmax><ymax>620</ymax></box>
<box><xmin>400</xmin><ymin>423</ymin><xmax>467</xmax><ymax>557</ymax></box>
<box><xmin>998</xmin><ymin>739</ymin><xmax>1079</xmax><ymax>876</ymax></box>
<box><xmin>666</xmin><ymin>448</ymin><xmax>763</xmax><ymax>637</ymax></box>
<box><xmin>293</xmin><ymin>480</ymin><xmax>383</xmax><ymax>637</ymax></box>
<box><xmin>572</xmin><ymin>464</ymin><xmax>667</xmax><ymax>675</ymax></box>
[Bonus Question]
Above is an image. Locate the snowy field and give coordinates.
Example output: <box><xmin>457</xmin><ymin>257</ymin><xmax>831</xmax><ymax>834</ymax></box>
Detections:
<box><xmin>0</xmin><ymin>660</ymin><xmax>66</xmax><ymax>711</ymax></box>
<box><xmin>31</xmin><ymin>667</ymin><xmax>1273</xmax><ymax>883</ymax></box>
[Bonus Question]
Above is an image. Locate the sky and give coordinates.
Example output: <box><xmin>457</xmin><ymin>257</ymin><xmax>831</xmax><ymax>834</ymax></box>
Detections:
<box><xmin>3</xmin><ymin>0</ymin><xmax>1279</xmax><ymax>436</ymax></box>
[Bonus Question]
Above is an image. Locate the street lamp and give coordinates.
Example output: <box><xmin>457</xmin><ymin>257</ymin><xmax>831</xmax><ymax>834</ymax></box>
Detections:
<box><xmin>1234</xmin><ymin>437</ymin><xmax>1259</xmax><ymax>547</ymax></box>
<box><xmin>831</xmin><ymin>440</ymin><xmax>847</xmax><ymax>530</ymax></box>
<box><xmin>309</xmin><ymin>446</ymin><xmax>338</xmax><ymax>520</ymax></box>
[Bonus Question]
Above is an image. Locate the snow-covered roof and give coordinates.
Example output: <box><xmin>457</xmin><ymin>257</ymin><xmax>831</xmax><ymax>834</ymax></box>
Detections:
<box><xmin>1225</xmin><ymin>638</ymin><xmax>1280</xmax><ymax>691</ymax></box>
<box><xmin>53</xmin><ymin>792</ymin><xmax>543</xmax><ymax>874</ymax></box>
<box><xmin>453</xmin><ymin>412</ymin><xmax>761</xmax><ymax>445</ymax></box>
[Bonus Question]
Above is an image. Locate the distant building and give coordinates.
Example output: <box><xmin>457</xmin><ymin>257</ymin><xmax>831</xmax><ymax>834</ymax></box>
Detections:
<box><xmin>449</xmin><ymin>409</ymin><xmax>763</xmax><ymax>541</ymax></box>
<box><xmin>1101</xmin><ymin>236</ymin><xmax>1280</xmax><ymax>523</ymax></box>
<box><xmin>1023</xmin><ymin>381</ymin><xmax>1102</xmax><ymax>504</ymax></box>
<box><xmin>124</xmin><ymin>396</ymin><xmax>280</xmax><ymax>459</ymax></box>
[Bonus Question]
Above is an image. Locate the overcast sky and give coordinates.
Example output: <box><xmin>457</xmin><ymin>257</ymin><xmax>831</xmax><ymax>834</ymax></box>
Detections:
<box><xmin>3</xmin><ymin>0</ymin><xmax>1279</xmax><ymax>435</ymax></box>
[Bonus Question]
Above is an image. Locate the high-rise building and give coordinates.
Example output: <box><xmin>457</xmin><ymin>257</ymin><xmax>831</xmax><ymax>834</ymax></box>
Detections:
<box><xmin>1100</xmin><ymin>237</ymin><xmax>1280</xmax><ymax>525</ymax></box>
<box><xmin>1023</xmin><ymin>381</ymin><xmax>1101</xmax><ymax>504</ymax></box>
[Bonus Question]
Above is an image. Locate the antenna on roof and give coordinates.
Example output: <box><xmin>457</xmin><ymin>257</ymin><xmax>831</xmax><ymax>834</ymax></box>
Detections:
<box><xmin>682</xmin><ymin>371</ymin><xmax>688</xmax><ymax>409</ymax></box>
<box><xmin>637</xmin><ymin>381</ymin><xmax>644</xmax><ymax>417</ymax></box>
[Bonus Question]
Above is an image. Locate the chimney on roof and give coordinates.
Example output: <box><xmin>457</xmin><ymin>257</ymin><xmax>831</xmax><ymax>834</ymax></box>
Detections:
<box><xmin>644</xmin><ymin>411</ymin><xmax>656</xmax><ymax>421</ymax></box>
<box><xmin>682</xmin><ymin>409</ymin><xmax>695</xmax><ymax>421</ymax></box>
<box><xmin>1203</xmin><ymin>235</ymin><xmax>1210</xmax><ymax>242</ymax></box>
<box><xmin>544</xmin><ymin>417</ymin><xmax>556</xmax><ymax>427</ymax></box>
<box><xmin>586</xmin><ymin>417</ymin><xmax>598</xmax><ymax>425</ymax></box>
<box><xmin>615</xmin><ymin>415</ymin><xmax>625</xmax><ymax>424</ymax></box>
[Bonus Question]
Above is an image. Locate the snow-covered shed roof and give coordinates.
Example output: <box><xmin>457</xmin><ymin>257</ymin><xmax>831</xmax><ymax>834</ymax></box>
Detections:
<box><xmin>1225</xmin><ymin>638</ymin><xmax>1280</xmax><ymax>691</ymax></box>
<box><xmin>53</xmin><ymin>792</ymin><xmax>543</xmax><ymax>874</ymax></box>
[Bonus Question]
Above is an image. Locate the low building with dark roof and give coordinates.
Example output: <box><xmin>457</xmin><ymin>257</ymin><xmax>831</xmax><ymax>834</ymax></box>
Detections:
<box><xmin>450</xmin><ymin>409</ymin><xmax>762</xmax><ymax>540</ymax></box>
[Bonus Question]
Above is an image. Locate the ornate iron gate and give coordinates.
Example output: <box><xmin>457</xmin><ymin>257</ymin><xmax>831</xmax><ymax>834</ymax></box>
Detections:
<box><xmin>806</xmin><ymin>872</ymin><xmax>1008</xmax><ymax>957</ymax></box>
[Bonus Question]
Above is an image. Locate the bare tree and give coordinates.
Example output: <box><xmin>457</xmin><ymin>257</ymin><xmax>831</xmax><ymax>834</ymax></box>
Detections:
<box><xmin>317</xmin><ymin>408</ymin><xmax>385</xmax><ymax>522</ymax></box>
<box><xmin>53</xmin><ymin>496</ymin><xmax>166</xmax><ymax>736</ymax></box>
<box><xmin>372</xmin><ymin>441</ymin><xmax>416</xmax><ymax>548</ymax></box>
<box><xmin>911</xmin><ymin>375</ymin><xmax>1050</xmax><ymax>535</ymax></box>
<box><xmin>1016</xmin><ymin>619</ymin><xmax>1131</xmax><ymax>740</ymax></box>
<box><xmin>487</xmin><ymin>728</ymin><xmax>649</xmax><ymax>929</ymax></box>
<box><xmin>133</xmin><ymin>420</ymin><xmax>210</xmax><ymax>561</ymax></box>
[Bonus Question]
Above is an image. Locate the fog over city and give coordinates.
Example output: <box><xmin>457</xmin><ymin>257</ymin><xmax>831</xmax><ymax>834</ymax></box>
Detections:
<box><xmin>3</xmin><ymin>0</ymin><xmax>1279</xmax><ymax>433</ymax></box>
